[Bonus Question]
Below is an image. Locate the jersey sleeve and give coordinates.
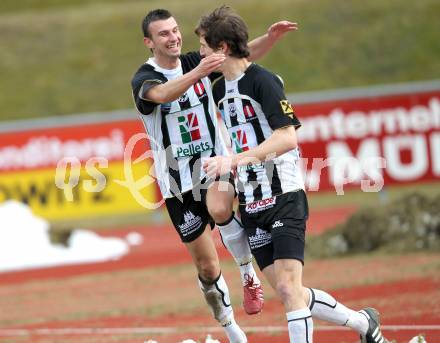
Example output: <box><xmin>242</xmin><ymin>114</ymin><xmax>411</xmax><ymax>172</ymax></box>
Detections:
<box><xmin>131</xmin><ymin>66</ymin><xmax>166</xmax><ymax>115</ymax></box>
<box><xmin>255</xmin><ymin>71</ymin><xmax>301</xmax><ymax>130</ymax></box>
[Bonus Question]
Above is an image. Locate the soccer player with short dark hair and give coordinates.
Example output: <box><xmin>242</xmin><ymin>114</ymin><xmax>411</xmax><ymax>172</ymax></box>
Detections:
<box><xmin>200</xmin><ymin>6</ymin><xmax>390</xmax><ymax>343</ymax></box>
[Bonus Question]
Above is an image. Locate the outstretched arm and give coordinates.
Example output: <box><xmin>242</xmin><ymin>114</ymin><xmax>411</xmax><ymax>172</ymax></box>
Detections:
<box><xmin>248</xmin><ymin>21</ymin><xmax>298</xmax><ymax>61</ymax></box>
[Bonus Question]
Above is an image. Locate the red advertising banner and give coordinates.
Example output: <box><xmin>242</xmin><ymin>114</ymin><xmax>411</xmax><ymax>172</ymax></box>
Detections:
<box><xmin>0</xmin><ymin>84</ymin><xmax>439</xmax><ymax>219</ymax></box>
<box><xmin>295</xmin><ymin>90</ymin><xmax>440</xmax><ymax>192</ymax></box>
<box><xmin>0</xmin><ymin>120</ymin><xmax>146</xmax><ymax>173</ymax></box>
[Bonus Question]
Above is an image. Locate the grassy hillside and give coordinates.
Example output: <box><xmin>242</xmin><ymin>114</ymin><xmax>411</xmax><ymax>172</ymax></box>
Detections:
<box><xmin>0</xmin><ymin>0</ymin><xmax>439</xmax><ymax>120</ymax></box>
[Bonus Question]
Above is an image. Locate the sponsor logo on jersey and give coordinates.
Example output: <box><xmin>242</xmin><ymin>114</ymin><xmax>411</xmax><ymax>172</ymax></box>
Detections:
<box><xmin>227</xmin><ymin>89</ymin><xmax>234</xmax><ymax>94</ymax></box>
<box><xmin>249</xmin><ymin>227</ymin><xmax>272</xmax><ymax>250</ymax></box>
<box><xmin>228</xmin><ymin>103</ymin><xmax>237</xmax><ymax>117</ymax></box>
<box><xmin>280</xmin><ymin>99</ymin><xmax>295</xmax><ymax>117</ymax></box>
<box><xmin>243</xmin><ymin>104</ymin><xmax>256</xmax><ymax>119</ymax></box>
<box><xmin>178</xmin><ymin>93</ymin><xmax>189</xmax><ymax>103</ymax></box>
<box><xmin>178</xmin><ymin>211</ymin><xmax>203</xmax><ymax>237</ymax></box>
<box><xmin>272</xmin><ymin>220</ymin><xmax>284</xmax><ymax>228</ymax></box>
<box><xmin>245</xmin><ymin>196</ymin><xmax>277</xmax><ymax>213</ymax></box>
<box><xmin>231</xmin><ymin>129</ymin><xmax>249</xmax><ymax>153</ymax></box>
<box><xmin>193</xmin><ymin>81</ymin><xmax>206</xmax><ymax>98</ymax></box>
<box><xmin>175</xmin><ymin>141</ymin><xmax>212</xmax><ymax>158</ymax></box>
<box><xmin>172</xmin><ymin>107</ymin><xmax>213</xmax><ymax>158</ymax></box>
<box><xmin>178</xmin><ymin>112</ymin><xmax>201</xmax><ymax>143</ymax></box>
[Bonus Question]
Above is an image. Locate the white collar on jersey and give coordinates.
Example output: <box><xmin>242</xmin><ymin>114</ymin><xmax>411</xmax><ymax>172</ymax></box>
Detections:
<box><xmin>147</xmin><ymin>57</ymin><xmax>182</xmax><ymax>75</ymax></box>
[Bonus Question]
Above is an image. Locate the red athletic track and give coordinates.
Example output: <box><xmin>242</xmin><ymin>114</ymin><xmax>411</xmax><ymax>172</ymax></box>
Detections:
<box><xmin>1</xmin><ymin>204</ymin><xmax>439</xmax><ymax>342</ymax></box>
<box><xmin>3</xmin><ymin>275</ymin><xmax>439</xmax><ymax>342</ymax></box>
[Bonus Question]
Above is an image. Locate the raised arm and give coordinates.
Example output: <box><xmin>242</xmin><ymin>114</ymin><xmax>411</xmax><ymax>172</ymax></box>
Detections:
<box><xmin>143</xmin><ymin>53</ymin><xmax>225</xmax><ymax>104</ymax></box>
<box><xmin>248</xmin><ymin>21</ymin><xmax>298</xmax><ymax>61</ymax></box>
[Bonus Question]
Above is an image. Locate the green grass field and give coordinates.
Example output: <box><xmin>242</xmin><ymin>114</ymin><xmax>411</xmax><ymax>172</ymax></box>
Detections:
<box><xmin>1</xmin><ymin>0</ymin><xmax>439</xmax><ymax>120</ymax></box>
<box><xmin>307</xmin><ymin>180</ymin><xmax>440</xmax><ymax>209</ymax></box>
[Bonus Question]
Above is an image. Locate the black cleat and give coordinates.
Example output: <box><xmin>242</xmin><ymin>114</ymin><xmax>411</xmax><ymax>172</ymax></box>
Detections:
<box><xmin>359</xmin><ymin>308</ymin><xmax>389</xmax><ymax>343</ymax></box>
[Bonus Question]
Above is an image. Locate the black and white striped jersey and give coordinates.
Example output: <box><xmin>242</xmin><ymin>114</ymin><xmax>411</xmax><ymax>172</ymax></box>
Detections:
<box><xmin>131</xmin><ymin>52</ymin><xmax>228</xmax><ymax>199</ymax></box>
<box><xmin>212</xmin><ymin>63</ymin><xmax>304</xmax><ymax>204</ymax></box>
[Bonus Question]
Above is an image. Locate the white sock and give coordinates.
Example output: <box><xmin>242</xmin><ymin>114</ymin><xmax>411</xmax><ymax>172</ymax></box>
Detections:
<box><xmin>347</xmin><ymin>310</ymin><xmax>369</xmax><ymax>335</ymax></box>
<box><xmin>222</xmin><ymin>315</ymin><xmax>247</xmax><ymax>343</ymax></box>
<box><xmin>239</xmin><ymin>260</ymin><xmax>260</xmax><ymax>286</ymax></box>
<box><xmin>217</xmin><ymin>213</ymin><xmax>259</xmax><ymax>285</ymax></box>
<box><xmin>286</xmin><ymin>308</ymin><xmax>313</xmax><ymax>343</ymax></box>
<box><xmin>308</xmin><ymin>288</ymin><xmax>368</xmax><ymax>335</ymax></box>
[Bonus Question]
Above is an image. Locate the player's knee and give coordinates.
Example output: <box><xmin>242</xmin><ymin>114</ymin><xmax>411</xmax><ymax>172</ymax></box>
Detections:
<box><xmin>197</xmin><ymin>259</ymin><xmax>220</xmax><ymax>282</ymax></box>
<box><xmin>276</xmin><ymin>282</ymin><xmax>301</xmax><ymax>305</ymax></box>
<box><xmin>209</xmin><ymin>203</ymin><xmax>233</xmax><ymax>224</ymax></box>
<box><xmin>275</xmin><ymin>282</ymin><xmax>293</xmax><ymax>303</ymax></box>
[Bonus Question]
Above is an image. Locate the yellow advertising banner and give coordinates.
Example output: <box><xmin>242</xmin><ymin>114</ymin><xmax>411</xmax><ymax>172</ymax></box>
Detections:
<box><xmin>0</xmin><ymin>160</ymin><xmax>159</xmax><ymax>220</ymax></box>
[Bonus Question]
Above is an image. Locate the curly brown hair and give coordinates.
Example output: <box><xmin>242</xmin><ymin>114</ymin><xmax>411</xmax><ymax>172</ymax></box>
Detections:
<box><xmin>195</xmin><ymin>6</ymin><xmax>250</xmax><ymax>58</ymax></box>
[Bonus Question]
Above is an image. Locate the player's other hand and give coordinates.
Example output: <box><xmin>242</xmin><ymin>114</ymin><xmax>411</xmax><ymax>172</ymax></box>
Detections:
<box><xmin>196</xmin><ymin>53</ymin><xmax>225</xmax><ymax>78</ymax></box>
<box><xmin>268</xmin><ymin>21</ymin><xmax>298</xmax><ymax>41</ymax></box>
<box><xmin>203</xmin><ymin>155</ymin><xmax>234</xmax><ymax>179</ymax></box>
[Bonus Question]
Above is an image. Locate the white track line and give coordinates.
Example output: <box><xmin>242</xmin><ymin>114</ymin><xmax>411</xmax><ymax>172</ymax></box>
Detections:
<box><xmin>0</xmin><ymin>325</ymin><xmax>439</xmax><ymax>337</ymax></box>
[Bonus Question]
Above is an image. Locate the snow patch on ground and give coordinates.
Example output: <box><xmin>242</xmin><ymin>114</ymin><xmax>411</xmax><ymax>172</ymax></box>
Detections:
<box><xmin>0</xmin><ymin>201</ymin><xmax>131</xmax><ymax>273</ymax></box>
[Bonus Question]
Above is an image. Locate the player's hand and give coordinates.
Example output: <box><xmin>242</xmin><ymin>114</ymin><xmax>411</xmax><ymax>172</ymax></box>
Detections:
<box><xmin>203</xmin><ymin>155</ymin><xmax>234</xmax><ymax>179</ymax></box>
<box><xmin>267</xmin><ymin>21</ymin><xmax>298</xmax><ymax>41</ymax></box>
<box><xmin>195</xmin><ymin>53</ymin><xmax>225</xmax><ymax>78</ymax></box>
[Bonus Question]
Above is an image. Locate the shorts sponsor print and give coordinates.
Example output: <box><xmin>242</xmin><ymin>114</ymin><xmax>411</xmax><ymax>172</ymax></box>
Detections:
<box><xmin>245</xmin><ymin>196</ymin><xmax>277</xmax><ymax>214</ymax></box>
<box><xmin>239</xmin><ymin>190</ymin><xmax>308</xmax><ymax>270</ymax></box>
<box><xmin>178</xmin><ymin>211</ymin><xmax>203</xmax><ymax>238</ymax></box>
<box><xmin>271</xmin><ymin>220</ymin><xmax>284</xmax><ymax>228</ymax></box>
<box><xmin>248</xmin><ymin>227</ymin><xmax>272</xmax><ymax>250</ymax></box>
<box><xmin>165</xmin><ymin>188</ymin><xmax>213</xmax><ymax>243</ymax></box>
<box><xmin>164</xmin><ymin>175</ymin><xmax>234</xmax><ymax>243</ymax></box>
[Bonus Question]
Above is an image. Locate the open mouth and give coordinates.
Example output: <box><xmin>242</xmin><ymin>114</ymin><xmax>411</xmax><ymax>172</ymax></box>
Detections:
<box><xmin>167</xmin><ymin>42</ymin><xmax>180</xmax><ymax>50</ymax></box>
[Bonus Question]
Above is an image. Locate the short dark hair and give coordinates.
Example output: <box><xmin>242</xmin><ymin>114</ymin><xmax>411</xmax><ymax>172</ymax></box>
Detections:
<box><xmin>195</xmin><ymin>6</ymin><xmax>250</xmax><ymax>58</ymax></box>
<box><xmin>142</xmin><ymin>9</ymin><xmax>173</xmax><ymax>38</ymax></box>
